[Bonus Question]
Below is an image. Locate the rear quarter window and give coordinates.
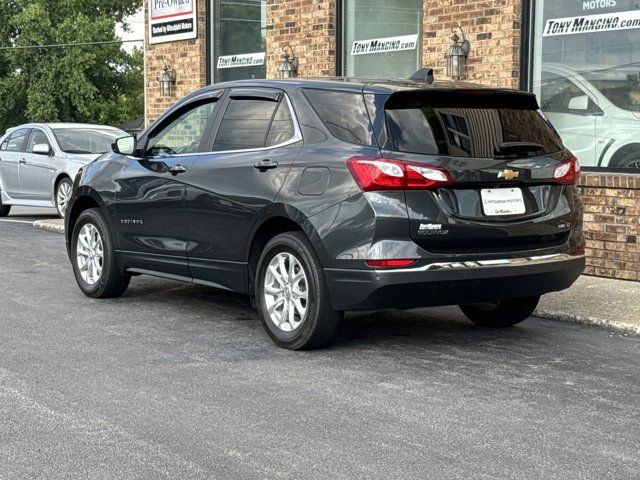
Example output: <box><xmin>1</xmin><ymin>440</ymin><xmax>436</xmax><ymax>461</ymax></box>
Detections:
<box><xmin>303</xmin><ymin>89</ymin><xmax>375</xmax><ymax>146</ymax></box>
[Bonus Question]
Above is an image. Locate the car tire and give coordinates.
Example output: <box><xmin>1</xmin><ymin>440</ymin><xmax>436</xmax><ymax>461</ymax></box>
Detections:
<box><xmin>71</xmin><ymin>208</ymin><xmax>130</xmax><ymax>299</ymax></box>
<box><xmin>615</xmin><ymin>153</ymin><xmax>640</xmax><ymax>169</ymax></box>
<box><xmin>0</xmin><ymin>195</ymin><xmax>10</xmax><ymax>217</ymax></box>
<box><xmin>55</xmin><ymin>177</ymin><xmax>73</xmax><ymax>218</ymax></box>
<box><xmin>255</xmin><ymin>231</ymin><xmax>343</xmax><ymax>350</ymax></box>
<box><xmin>459</xmin><ymin>295</ymin><xmax>540</xmax><ymax>328</ymax></box>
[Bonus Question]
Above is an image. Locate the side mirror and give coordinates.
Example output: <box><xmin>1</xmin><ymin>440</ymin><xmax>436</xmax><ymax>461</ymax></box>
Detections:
<box><xmin>568</xmin><ymin>95</ymin><xmax>589</xmax><ymax>111</ymax></box>
<box><xmin>112</xmin><ymin>136</ymin><xmax>136</xmax><ymax>155</ymax></box>
<box><xmin>32</xmin><ymin>143</ymin><xmax>51</xmax><ymax>155</ymax></box>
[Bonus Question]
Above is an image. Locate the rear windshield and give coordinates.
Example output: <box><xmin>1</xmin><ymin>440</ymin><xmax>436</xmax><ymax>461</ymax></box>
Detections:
<box><xmin>383</xmin><ymin>91</ymin><xmax>564</xmax><ymax>158</ymax></box>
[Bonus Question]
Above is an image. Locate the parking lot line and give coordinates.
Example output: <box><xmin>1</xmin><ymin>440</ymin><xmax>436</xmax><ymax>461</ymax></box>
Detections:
<box><xmin>0</xmin><ymin>219</ymin><xmax>36</xmax><ymax>225</ymax></box>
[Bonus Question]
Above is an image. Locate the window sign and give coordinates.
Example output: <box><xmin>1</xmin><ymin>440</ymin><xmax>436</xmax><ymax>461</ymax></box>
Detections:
<box><xmin>351</xmin><ymin>34</ymin><xmax>418</xmax><ymax>56</ymax></box>
<box><xmin>342</xmin><ymin>0</ymin><xmax>422</xmax><ymax>79</ymax></box>
<box><xmin>212</xmin><ymin>0</ymin><xmax>267</xmax><ymax>83</ymax></box>
<box><xmin>531</xmin><ymin>1</ymin><xmax>640</xmax><ymax>170</ymax></box>
<box><xmin>149</xmin><ymin>0</ymin><xmax>198</xmax><ymax>45</ymax></box>
<box><xmin>217</xmin><ymin>52</ymin><xmax>265</xmax><ymax>69</ymax></box>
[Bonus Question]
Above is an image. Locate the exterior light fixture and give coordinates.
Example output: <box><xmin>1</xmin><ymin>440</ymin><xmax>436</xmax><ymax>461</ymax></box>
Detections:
<box><xmin>159</xmin><ymin>65</ymin><xmax>177</xmax><ymax>97</ymax></box>
<box><xmin>444</xmin><ymin>27</ymin><xmax>470</xmax><ymax>81</ymax></box>
<box><xmin>278</xmin><ymin>45</ymin><xmax>298</xmax><ymax>79</ymax></box>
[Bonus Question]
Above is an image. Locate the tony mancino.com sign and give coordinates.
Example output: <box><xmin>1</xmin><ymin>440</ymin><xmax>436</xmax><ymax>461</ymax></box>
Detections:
<box><xmin>544</xmin><ymin>9</ymin><xmax>640</xmax><ymax>36</ymax></box>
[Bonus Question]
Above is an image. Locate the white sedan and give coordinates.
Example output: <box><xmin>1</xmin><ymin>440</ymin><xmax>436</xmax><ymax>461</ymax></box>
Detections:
<box><xmin>0</xmin><ymin>123</ymin><xmax>126</xmax><ymax>217</ymax></box>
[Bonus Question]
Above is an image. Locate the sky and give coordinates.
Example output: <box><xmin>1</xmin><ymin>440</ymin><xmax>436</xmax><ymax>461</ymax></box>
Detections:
<box><xmin>116</xmin><ymin>8</ymin><xmax>144</xmax><ymax>53</ymax></box>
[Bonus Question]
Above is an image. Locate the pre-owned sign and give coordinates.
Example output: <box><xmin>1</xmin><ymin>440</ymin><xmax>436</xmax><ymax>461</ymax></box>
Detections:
<box><xmin>149</xmin><ymin>0</ymin><xmax>197</xmax><ymax>45</ymax></box>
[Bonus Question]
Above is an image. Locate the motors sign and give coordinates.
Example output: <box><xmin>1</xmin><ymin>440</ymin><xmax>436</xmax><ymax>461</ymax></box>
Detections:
<box><xmin>351</xmin><ymin>34</ymin><xmax>418</xmax><ymax>56</ymax></box>
<box><xmin>543</xmin><ymin>9</ymin><xmax>640</xmax><ymax>36</ymax></box>
<box><xmin>149</xmin><ymin>0</ymin><xmax>197</xmax><ymax>45</ymax></box>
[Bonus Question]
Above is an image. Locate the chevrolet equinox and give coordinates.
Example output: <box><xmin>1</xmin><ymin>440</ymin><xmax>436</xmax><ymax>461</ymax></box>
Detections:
<box><xmin>65</xmin><ymin>77</ymin><xmax>585</xmax><ymax>349</ymax></box>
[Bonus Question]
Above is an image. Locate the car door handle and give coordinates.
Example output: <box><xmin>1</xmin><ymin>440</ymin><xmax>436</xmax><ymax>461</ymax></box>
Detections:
<box><xmin>253</xmin><ymin>159</ymin><xmax>278</xmax><ymax>171</ymax></box>
<box><xmin>19</xmin><ymin>159</ymin><xmax>26</xmax><ymax>165</ymax></box>
<box><xmin>168</xmin><ymin>164</ymin><xmax>188</xmax><ymax>176</ymax></box>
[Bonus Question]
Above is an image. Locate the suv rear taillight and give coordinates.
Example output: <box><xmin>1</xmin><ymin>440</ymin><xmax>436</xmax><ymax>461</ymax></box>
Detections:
<box><xmin>347</xmin><ymin>156</ymin><xmax>452</xmax><ymax>192</ymax></box>
<box><xmin>553</xmin><ymin>156</ymin><xmax>580</xmax><ymax>185</ymax></box>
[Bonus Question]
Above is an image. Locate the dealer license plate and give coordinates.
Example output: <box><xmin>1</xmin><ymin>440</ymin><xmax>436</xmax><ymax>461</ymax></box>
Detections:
<box><xmin>481</xmin><ymin>188</ymin><xmax>526</xmax><ymax>216</ymax></box>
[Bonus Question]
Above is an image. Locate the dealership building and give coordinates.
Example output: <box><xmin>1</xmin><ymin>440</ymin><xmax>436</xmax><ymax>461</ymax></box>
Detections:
<box><xmin>144</xmin><ymin>0</ymin><xmax>640</xmax><ymax>281</ymax></box>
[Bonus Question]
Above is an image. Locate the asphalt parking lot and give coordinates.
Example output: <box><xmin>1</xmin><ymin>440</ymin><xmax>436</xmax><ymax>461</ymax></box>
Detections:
<box><xmin>1</xmin><ymin>208</ymin><xmax>639</xmax><ymax>479</ymax></box>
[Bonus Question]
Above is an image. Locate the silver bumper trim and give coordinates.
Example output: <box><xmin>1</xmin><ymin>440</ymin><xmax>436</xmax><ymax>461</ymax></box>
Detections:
<box><xmin>387</xmin><ymin>253</ymin><xmax>583</xmax><ymax>273</ymax></box>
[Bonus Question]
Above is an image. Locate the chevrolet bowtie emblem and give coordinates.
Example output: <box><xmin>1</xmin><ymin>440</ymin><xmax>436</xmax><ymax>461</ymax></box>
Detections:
<box><xmin>498</xmin><ymin>169</ymin><xmax>519</xmax><ymax>180</ymax></box>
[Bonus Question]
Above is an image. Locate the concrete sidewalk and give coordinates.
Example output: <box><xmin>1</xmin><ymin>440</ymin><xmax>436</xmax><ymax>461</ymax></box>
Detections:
<box><xmin>32</xmin><ymin>218</ymin><xmax>639</xmax><ymax>335</ymax></box>
<box><xmin>536</xmin><ymin>275</ymin><xmax>640</xmax><ymax>335</ymax></box>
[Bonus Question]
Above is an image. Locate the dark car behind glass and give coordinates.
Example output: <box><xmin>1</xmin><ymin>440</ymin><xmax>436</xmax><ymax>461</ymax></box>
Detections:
<box><xmin>64</xmin><ymin>77</ymin><xmax>584</xmax><ymax>349</ymax></box>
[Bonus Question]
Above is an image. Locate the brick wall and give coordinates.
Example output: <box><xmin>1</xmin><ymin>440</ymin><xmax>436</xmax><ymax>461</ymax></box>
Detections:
<box><xmin>265</xmin><ymin>0</ymin><xmax>337</xmax><ymax>79</ymax></box>
<box><xmin>422</xmin><ymin>0</ymin><xmax>521</xmax><ymax>88</ymax></box>
<box><xmin>579</xmin><ymin>173</ymin><xmax>640</xmax><ymax>281</ymax></box>
<box><xmin>144</xmin><ymin>0</ymin><xmax>208</xmax><ymax>124</ymax></box>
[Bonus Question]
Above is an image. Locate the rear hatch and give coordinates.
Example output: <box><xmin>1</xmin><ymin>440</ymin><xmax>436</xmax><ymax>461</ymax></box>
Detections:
<box><xmin>370</xmin><ymin>88</ymin><xmax>579</xmax><ymax>254</ymax></box>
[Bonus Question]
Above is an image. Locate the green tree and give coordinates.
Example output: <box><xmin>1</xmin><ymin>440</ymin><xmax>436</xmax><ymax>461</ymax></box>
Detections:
<box><xmin>0</xmin><ymin>0</ymin><xmax>143</xmax><ymax>133</ymax></box>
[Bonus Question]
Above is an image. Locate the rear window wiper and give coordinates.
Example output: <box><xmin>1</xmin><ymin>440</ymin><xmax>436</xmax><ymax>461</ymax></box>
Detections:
<box><xmin>494</xmin><ymin>142</ymin><xmax>543</xmax><ymax>157</ymax></box>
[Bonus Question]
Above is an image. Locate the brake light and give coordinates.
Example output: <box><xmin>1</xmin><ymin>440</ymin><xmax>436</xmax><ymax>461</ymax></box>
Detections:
<box><xmin>553</xmin><ymin>156</ymin><xmax>580</xmax><ymax>184</ymax></box>
<box><xmin>347</xmin><ymin>157</ymin><xmax>452</xmax><ymax>191</ymax></box>
<box><xmin>365</xmin><ymin>259</ymin><xmax>417</xmax><ymax>268</ymax></box>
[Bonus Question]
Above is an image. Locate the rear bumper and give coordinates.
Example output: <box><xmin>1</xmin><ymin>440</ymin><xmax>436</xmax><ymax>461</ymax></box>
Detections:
<box><xmin>324</xmin><ymin>254</ymin><xmax>585</xmax><ymax>311</ymax></box>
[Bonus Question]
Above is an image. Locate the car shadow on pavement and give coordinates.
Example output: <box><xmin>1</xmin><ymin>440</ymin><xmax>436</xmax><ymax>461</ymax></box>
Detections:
<box><xmin>120</xmin><ymin>277</ymin><xmax>542</xmax><ymax>352</ymax></box>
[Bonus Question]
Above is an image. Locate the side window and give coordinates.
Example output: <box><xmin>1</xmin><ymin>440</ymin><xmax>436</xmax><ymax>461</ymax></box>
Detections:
<box><xmin>0</xmin><ymin>137</ymin><xmax>9</xmax><ymax>151</ymax></box>
<box><xmin>386</xmin><ymin>108</ymin><xmax>438</xmax><ymax>155</ymax></box>
<box><xmin>6</xmin><ymin>129</ymin><xmax>29</xmax><ymax>152</ymax></box>
<box><xmin>540</xmin><ymin>76</ymin><xmax>597</xmax><ymax>114</ymax></box>
<box><xmin>265</xmin><ymin>101</ymin><xmax>295</xmax><ymax>147</ymax></box>
<box><xmin>303</xmin><ymin>89</ymin><xmax>375</xmax><ymax>145</ymax></box>
<box><xmin>27</xmin><ymin>130</ymin><xmax>50</xmax><ymax>152</ymax></box>
<box><xmin>213</xmin><ymin>98</ymin><xmax>279</xmax><ymax>151</ymax></box>
<box><xmin>145</xmin><ymin>101</ymin><xmax>217</xmax><ymax>157</ymax></box>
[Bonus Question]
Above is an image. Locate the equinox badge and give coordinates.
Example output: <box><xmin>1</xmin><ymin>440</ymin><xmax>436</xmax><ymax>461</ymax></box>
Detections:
<box><xmin>498</xmin><ymin>169</ymin><xmax>519</xmax><ymax>180</ymax></box>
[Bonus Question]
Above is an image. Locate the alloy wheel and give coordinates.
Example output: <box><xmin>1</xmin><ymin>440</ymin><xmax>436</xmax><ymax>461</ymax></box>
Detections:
<box><xmin>263</xmin><ymin>252</ymin><xmax>309</xmax><ymax>332</ymax></box>
<box><xmin>56</xmin><ymin>181</ymin><xmax>72</xmax><ymax>217</ymax></box>
<box><xmin>76</xmin><ymin>223</ymin><xmax>104</xmax><ymax>286</ymax></box>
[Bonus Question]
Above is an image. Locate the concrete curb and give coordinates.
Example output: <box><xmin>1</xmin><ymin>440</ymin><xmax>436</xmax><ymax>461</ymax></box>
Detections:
<box><xmin>33</xmin><ymin>220</ymin><xmax>64</xmax><ymax>234</ymax></box>
<box><xmin>535</xmin><ymin>309</ymin><xmax>640</xmax><ymax>336</ymax></box>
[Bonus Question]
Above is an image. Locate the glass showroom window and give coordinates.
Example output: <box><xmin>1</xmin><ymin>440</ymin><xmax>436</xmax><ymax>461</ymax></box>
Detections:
<box><xmin>211</xmin><ymin>0</ymin><xmax>266</xmax><ymax>83</ymax></box>
<box><xmin>342</xmin><ymin>0</ymin><xmax>423</xmax><ymax>79</ymax></box>
<box><xmin>531</xmin><ymin>1</ymin><xmax>640</xmax><ymax>170</ymax></box>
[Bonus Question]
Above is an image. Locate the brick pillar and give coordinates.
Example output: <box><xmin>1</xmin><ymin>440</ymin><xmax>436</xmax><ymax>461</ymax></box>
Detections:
<box><xmin>422</xmin><ymin>0</ymin><xmax>522</xmax><ymax>89</ymax></box>
<box><xmin>266</xmin><ymin>0</ymin><xmax>337</xmax><ymax>79</ymax></box>
<box><xmin>144</xmin><ymin>0</ymin><xmax>208</xmax><ymax>125</ymax></box>
<box><xmin>580</xmin><ymin>173</ymin><xmax>640</xmax><ymax>281</ymax></box>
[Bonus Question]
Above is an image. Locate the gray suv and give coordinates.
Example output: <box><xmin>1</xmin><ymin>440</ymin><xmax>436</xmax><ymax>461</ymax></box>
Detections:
<box><xmin>64</xmin><ymin>78</ymin><xmax>585</xmax><ymax>350</ymax></box>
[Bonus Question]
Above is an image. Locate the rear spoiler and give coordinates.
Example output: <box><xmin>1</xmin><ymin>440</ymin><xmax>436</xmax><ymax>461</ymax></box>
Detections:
<box><xmin>385</xmin><ymin>89</ymin><xmax>540</xmax><ymax>110</ymax></box>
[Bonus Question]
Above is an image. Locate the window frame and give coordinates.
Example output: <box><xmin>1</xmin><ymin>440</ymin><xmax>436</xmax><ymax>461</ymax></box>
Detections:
<box><xmin>519</xmin><ymin>0</ymin><xmax>640</xmax><ymax>173</ymax></box>
<box><xmin>338</xmin><ymin>0</ymin><xmax>423</xmax><ymax>78</ymax></box>
<box><xmin>140</xmin><ymin>91</ymin><xmax>223</xmax><ymax>159</ymax></box>
<box><xmin>5</xmin><ymin>128</ymin><xmax>30</xmax><ymax>153</ymax></box>
<box><xmin>205</xmin><ymin>89</ymin><xmax>302</xmax><ymax>154</ymax></box>
<box><xmin>26</xmin><ymin>128</ymin><xmax>52</xmax><ymax>154</ymax></box>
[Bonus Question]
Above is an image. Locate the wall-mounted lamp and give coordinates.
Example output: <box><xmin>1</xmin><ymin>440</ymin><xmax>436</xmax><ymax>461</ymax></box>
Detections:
<box><xmin>444</xmin><ymin>27</ymin><xmax>470</xmax><ymax>81</ymax></box>
<box><xmin>159</xmin><ymin>65</ymin><xmax>177</xmax><ymax>96</ymax></box>
<box><xmin>278</xmin><ymin>45</ymin><xmax>299</xmax><ymax>79</ymax></box>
